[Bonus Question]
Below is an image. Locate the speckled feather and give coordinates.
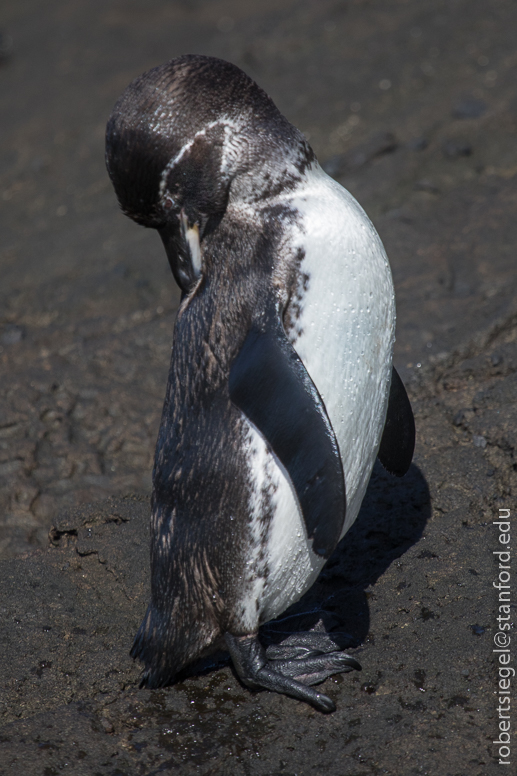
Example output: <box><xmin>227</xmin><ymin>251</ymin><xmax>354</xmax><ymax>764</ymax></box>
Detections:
<box><xmin>131</xmin><ymin>200</ymin><xmax>312</xmax><ymax>685</ymax></box>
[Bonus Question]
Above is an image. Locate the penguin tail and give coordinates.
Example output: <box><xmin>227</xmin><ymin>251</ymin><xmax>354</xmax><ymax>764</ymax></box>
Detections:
<box><xmin>130</xmin><ymin>601</ymin><xmax>220</xmax><ymax>689</ymax></box>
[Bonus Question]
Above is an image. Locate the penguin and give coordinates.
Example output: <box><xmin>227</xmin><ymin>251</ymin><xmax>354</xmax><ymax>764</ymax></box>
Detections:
<box><xmin>105</xmin><ymin>55</ymin><xmax>415</xmax><ymax>713</ymax></box>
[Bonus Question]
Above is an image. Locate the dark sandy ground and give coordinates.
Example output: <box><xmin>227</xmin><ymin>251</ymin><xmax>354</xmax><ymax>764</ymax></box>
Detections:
<box><xmin>0</xmin><ymin>1</ymin><xmax>516</xmax><ymax>773</ymax></box>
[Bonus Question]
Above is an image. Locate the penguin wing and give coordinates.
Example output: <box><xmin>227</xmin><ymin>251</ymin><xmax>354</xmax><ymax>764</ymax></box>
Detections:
<box><xmin>229</xmin><ymin>317</ymin><xmax>346</xmax><ymax>558</ymax></box>
<box><xmin>377</xmin><ymin>367</ymin><xmax>415</xmax><ymax>476</ymax></box>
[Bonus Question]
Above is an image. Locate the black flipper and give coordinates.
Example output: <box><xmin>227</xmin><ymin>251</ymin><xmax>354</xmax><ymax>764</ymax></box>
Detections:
<box><xmin>229</xmin><ymin>312</ymin><xmax>346</xmax><ymax>558</ymax></box>
<box><xmin>378</xmin><ymin>366</ymin><xmax>415</xmax><ymax>477</ymax></box>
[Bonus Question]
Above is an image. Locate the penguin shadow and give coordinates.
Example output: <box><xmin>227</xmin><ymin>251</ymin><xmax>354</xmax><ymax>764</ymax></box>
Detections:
<box><xmin>260</xmin><ymin>460</ymin><xmax>431</xmax><ymax>651</ymax></box>
<box><xmin>177</xmin><ymin>461</ymin><xmax>430</xmax><ymax>682</ymax></box>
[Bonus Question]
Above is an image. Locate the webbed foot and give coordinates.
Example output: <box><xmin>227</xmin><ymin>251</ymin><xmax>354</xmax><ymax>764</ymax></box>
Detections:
<box><xmin>265</xmin><ymin>630</ymin><xmax>356</xmax><ymax>661</ymax></box>
<box><xmin>225</xmin><ymin>632</ymin><xmax>361</xmax><ymax>713</ymax></box>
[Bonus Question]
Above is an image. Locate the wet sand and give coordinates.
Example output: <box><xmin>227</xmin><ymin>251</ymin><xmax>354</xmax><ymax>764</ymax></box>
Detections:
<box><xmin>1</xmin><ymin>1</ymin><xmax>515</xmax><ymax>773</ymax></box>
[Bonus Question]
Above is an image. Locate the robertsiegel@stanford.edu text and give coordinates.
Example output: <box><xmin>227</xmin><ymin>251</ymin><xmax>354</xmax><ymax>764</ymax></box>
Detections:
<box><xmin>493</xmin><ymin>508</ymin><xmax>512</xmax><ymax>766</ymax></box>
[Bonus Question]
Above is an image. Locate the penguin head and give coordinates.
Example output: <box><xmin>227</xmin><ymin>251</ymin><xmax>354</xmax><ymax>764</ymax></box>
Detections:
<box><xmin>106</xmin><ymin>55</ymin><xmax>314</xmax><ymax>292</ymax></box>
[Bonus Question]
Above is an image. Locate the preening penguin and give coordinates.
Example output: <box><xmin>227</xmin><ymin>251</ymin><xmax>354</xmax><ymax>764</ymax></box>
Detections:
<box><xmin>105</xmin><ymin>55</ymin><xmax>415</xmax><ymax>713</ymax></box>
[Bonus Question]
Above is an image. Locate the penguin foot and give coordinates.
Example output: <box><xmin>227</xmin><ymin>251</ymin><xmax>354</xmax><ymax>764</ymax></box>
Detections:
<box><xmin>265</xmin><ymin>630</ymin><xmax>356</xmax><ymax>661</ymax></box>
<box><xmin>267</xmin><ymin>650</ymin><xmax>361</xmax><ymax>687</ymax></box>
<box><xmin>225</xmin><ymin>632</ymin><xmax>360</xmax><ymax>713</ymax></box>
<box><xmin>260</xmin><ymin>608</ymin><xmax>356</xmax><ymax>653</ymax></box>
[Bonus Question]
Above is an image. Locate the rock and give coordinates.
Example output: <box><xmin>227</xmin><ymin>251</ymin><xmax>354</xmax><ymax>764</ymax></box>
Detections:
<box><xmin>452</xmin><ymin>97</ymin><xmax>488</xmax><ymax>119</ymax></box>
<box><xmin>442</xmin><ymin>139</ymin><xmax>473</xmax><ymax>158</ymax></box>
<box><xmin>413</xmin><ymin>179</ymin><xmax>440</xmax><ymax>193</ymax></box>
<box><xmin>407</xmin><ymin>137</ymin><xmax>428</xmax><ymax>151</ymax></box>
<box><xmin>0</xmin><ymin>30</ymin><xmax>13</xmax><ymax>64</ymax></box>
<box><xmin>0</xmin><ymin>324</ymin><xmax>24</xmax><ymax>345</ymax></box>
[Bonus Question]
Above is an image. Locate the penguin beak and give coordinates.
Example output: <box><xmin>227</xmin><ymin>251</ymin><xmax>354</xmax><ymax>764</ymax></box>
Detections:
<box><xmin>179</xmin><ymin>210</ymin><xmax>202</xmax><ymax>278</ymax></box>
<box><xmin>158</xmin><ymin>210</ymin><xmax>202</xmax><ymax>293</ymax></box>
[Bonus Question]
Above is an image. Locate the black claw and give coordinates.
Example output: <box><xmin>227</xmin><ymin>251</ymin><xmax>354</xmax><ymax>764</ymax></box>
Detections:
<box><xmin>314</xmin><ymin>693</ymin><xmax>336</xmax><ymax>714</ymax></box>
<box><xmin>344</xmin><ymin>657</ymin><xmax>362</xmax><ymax>672</ymax></box>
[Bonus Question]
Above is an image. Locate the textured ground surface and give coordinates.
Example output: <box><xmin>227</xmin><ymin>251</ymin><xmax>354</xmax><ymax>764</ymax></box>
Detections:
<box><xmin>0</xmin><ymin>0</ymin><xmax>516</xmax><ymax>773</ymax></box>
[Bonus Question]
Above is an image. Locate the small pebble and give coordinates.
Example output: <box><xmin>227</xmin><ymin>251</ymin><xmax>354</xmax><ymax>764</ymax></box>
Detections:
<box><xmin>452</xmin><ymin>410</ymin><xmax>465</xmax><ymax>426</ymax></box>
<box><xmin>1</xmin><ymin>324</ymin><xmax>24</xmax><ymax>345</ymax></box>
<box><xmin>442</xmin><ymin>139</ymin><xmax>473</xmax><ymax>158</ymax></box>
<box><xmin>452</xmin><ymin>97</ymin><xmax>487</xmax><ymax>119</ymax></box>
<box><xmin>414</xmin><ymin>179</ymin><xmax>439</xmax><ymax>193</ymax></box>
<box><xmin>407</xmin><ymin>137</ymin><xmax>428</xmax><ymax>151</ymax></box>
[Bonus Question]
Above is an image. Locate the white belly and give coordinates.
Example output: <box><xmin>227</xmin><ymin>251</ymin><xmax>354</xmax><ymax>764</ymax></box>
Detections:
<box><xmin>239</xmin><ymin>420</ymin><xmax>319</xmax><ymax>629</ymax></box>
<box><xmin>290</xmin><ymin>165</ymin><xmax>395</xmax><ymax>536</ymax></box>
<box><xmin>240</xmin><ymin>164</ymin><xmax>395</xmax><ymax>628</ymax></box>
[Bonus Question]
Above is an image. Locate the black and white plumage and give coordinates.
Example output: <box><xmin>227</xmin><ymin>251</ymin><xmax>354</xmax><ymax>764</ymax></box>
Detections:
<box><xmin>105</xmin><ymin>55</ymin><xmax>414</xmax><ymax>712</ymax></box>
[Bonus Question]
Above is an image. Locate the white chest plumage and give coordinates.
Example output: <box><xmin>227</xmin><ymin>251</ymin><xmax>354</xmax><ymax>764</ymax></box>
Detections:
<box><xmin>239</xmin><ymin>164</ymin><xmax>395</xmax><ymax>629</ymax></box>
